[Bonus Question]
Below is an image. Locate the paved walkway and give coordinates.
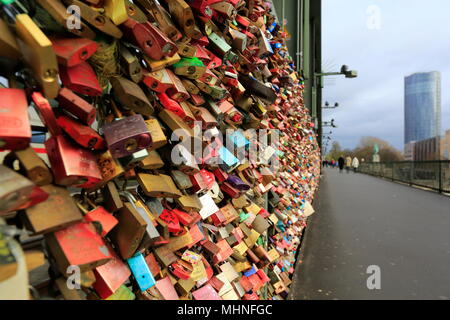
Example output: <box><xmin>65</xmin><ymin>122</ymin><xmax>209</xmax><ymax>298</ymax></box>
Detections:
<box><xmin>290</xmin><ymin>167</ymin><xmax>450</xmax><ymax>300</ymax></box>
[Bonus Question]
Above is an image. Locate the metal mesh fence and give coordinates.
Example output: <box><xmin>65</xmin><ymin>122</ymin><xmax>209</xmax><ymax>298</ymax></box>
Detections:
<box><xmin>359</xmin><ymin>161</ymin><xmax>450</xmax><ymax>193</ymax></box>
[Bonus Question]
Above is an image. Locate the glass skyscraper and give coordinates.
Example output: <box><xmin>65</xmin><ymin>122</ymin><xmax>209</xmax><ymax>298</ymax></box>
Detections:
<box><xmin>404</xmin><ymin>71</ymin><xmax>441</xmax><ymax>145</ymax></box>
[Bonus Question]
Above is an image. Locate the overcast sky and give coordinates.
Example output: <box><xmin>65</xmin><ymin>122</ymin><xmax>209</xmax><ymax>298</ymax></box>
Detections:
<box><xmin>322</xmin><ymin>0</ymin><xmax>450</xmax><ymax>151</ymax></box>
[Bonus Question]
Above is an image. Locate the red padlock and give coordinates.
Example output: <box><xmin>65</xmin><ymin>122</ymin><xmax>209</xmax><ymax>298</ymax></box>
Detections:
<box><xmin>59</xmin><ymin>61</ymin><xmax>102</xmax><ymax>96</ymax></box>
<box><xmin>157</xmin><ymin>92</ymin><xmax>186</xmax><ymax>119</ymax></box>
<box><xmin>142</xmin><ymin>68</ymin><xmax>175</xmax><ymax>93</ymax></box>
<box><xmin>0</xmin><ymin>88</ymin><xmax>31</xmax><ymax>151</ymax></box>
<box><xmin>159</xmin><ymin>209</ymin><xmax>182</xmax><ymax>234</ymax></box>
<box><xmin>51</xmin><ymin>37</ymin><xmax>98</xmax><ymax>67</ymax></box>
<box><xmin>56</xmin><ymin>114</ymin><xmax>106</xmax><ymax>150</ymax></box>
<box><xmin>56</xmin><ymin>87</ymin><xmax>97</xmax><ymax>126</ymax></box>
<box><xmin>45</xmin><ymin>135</ymin><xmax>102</xmax><ymax>189</ymax></box>
<box><xmin>122</xmin><ymin>18</ymin><xmax>177</xmax><ymax>61</ymax></box>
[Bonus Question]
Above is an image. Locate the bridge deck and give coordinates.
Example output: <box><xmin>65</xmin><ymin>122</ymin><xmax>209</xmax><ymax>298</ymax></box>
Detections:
<box><xmin>290</xmin><ymin>167</ymin><xmax>450</xmax><ymax>300</ymax></box>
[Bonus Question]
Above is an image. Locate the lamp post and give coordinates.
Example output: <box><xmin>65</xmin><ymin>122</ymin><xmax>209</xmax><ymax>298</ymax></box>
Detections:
<box><xmin>322</xmin><ymin>119</ymin><xmax>337</xmax><ymax>128</ymax></box>
<box><xmin>323</xmin><ymin>101</ymin><xmax>339</xmax><ymax>109</ymax></box>
<box><xmin>315</xmin><ymin>65</ymin><xmax>358</xmax><ymax>79</ymax></box>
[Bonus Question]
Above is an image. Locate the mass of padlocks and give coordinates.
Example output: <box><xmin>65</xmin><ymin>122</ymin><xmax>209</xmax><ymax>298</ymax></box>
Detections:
<box><xmin>0</xmin><ymin>0</ymin><xmax>320</xmax><ymax>300</ymax></box>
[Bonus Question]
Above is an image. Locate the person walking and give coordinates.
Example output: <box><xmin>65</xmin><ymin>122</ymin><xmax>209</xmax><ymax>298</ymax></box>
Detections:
<box><xmin>338</xmin><ymin>156</ymin><xmax>345</xmax><ymax>173</ymax></box>
<box><xmin>345</xmin><ymin>155</ymin><xmax>352</xmax><ymax>173</ymax></box>
<box><xmin>352</xmin><ymin>156</ymin><xmax>359</xmax><ymax>173</ymax></box>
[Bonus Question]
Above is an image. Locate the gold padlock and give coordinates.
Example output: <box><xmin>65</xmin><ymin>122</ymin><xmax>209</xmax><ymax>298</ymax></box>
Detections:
<box><xmin>145</xmin><ymin>118</ymin><xmax>167</xmax><ymax>150</ymax></box>
<box><xmin>119</xmin><ymin>46</ymin><xmax>143</xmax><ymax>83</ymax></box>
<box><xmin>104</xmin><ymin>0</ymin><xmax>128</xmax><ymax>25</ymax></box>
<box><xmin>3</xmin><ymin>147</ymin><xmax>53</xmax><ymax>186</ymax></box>
<box><xmin>15</xmin><ymin>14</ymin><xmax>60</xmax><ymax>99</ymax></box>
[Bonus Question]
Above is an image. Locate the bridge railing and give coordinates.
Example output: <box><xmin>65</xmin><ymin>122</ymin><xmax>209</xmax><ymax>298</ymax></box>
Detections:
<box><xmin>358</xmin><ymin>161</ymin><xmax>450</xmax><ymax>194</ymax></box>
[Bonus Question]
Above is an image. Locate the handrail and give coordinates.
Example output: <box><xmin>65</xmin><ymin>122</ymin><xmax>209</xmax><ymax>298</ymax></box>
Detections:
<box><xmin>357</xmin><ymin>161</ymin><xmax>450</xmax><ymax>194</ymax></box>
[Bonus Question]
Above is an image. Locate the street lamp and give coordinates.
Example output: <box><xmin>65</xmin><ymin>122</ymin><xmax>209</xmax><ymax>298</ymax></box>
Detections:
<box><xmin>315</xmin><ymin>65</ymin><xmax>358</xmax><ymax>79</ymax></box>
<box><xmin>322</xmin><ymin>119</ymin><xmax>337</xmax><ymax>128</ymax></box>
<box><xmin>323</xmin><ymin>101</ymin><xmax>339</xmax><ymax>109</ymax></box>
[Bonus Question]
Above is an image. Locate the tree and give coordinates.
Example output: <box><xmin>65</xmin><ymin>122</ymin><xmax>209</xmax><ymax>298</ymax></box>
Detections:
<box><xmin>354</xmin><ymin>136</ymin><xmax>404</xmax><ymax>162</ymax></box>
<box><xmin>325</xmin><ymin>137</ymin><xmax>404</xmax><ymax>162</ymax></box>
<box><xmin>326</xmin><ymin>141</ymin><xmax>343</xmax><ymax>161</ymax></box>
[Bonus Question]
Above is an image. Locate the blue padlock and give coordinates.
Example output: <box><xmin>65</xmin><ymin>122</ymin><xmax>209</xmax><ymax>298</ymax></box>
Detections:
<box><xmin>127</xmin><ymin>253</ymin><xmax>156</xmax><ymax>292</ymax></box>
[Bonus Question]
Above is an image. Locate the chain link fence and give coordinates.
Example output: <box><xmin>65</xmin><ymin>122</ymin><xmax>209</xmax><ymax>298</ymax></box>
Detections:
<box><xmin>358</xmin><ymin>161</ymin><xmax>450</xmax><ymax>194</ymax></box>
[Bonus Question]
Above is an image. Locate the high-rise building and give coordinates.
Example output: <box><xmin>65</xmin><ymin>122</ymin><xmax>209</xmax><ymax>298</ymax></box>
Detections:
<box><xmin>404</xmin><ymin>71</ymin><xmax>441</xmax><ymax>145</ymax></box>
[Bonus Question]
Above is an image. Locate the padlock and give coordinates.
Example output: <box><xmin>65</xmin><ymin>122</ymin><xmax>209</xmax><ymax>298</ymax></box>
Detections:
<box><xmin>51</xmin><ymin>37</ymin><xmax>98</xmax><ymax>67</ymax></box>
<box><xmin>125</xmin><ymin>0</ymin><xmax>148</xmax><ymax>23</ymax></box>
<box><xmin>104</xmin><ymin>0</ymin><xmax>128</xmax><ymax>25</ymax></box>
<box><xmin>158</xmin><ymin>109</ymin><xmax>194</xmax><ymax>143</ymax></box>
<box><xmin>0</xmin><ymin>88</ymin><xmax>31</xmax><ymax>151</ymax></box>
<box><xmin>59</xmin><ymin>61</ymin><xmax>103</xmax><ymax>96</ymax></box>
<box><xmin>170</xmin><ymin>170</ymin><xmax>193</xmax><ymax>190</ymax></box>
<box><xmin>177</xmin><ymin>39</ymin><xmax>197</xmax><ymax>57</ymax></box>
<box><xmin>122</xmin><ymin>18</ymin><xmax>178</xmax><ymax>61</ymax></box>
<box><xmin>166</xmin><ymin>70</ymin><xmax>190</xmax><ymax>102</ymax></box>
<box><xmin>119</xmin><ymin>46</ymin><xmax>143</xmax><ymax>83</ymax></box>
<box><xmin>92</xmin><ymin>150</ymin><xmax>125</xmax><ymax>190</ymax></box>
<box><xmin>45</xmin><ymin>221</ymin><xmax>112</xmax><ymax>274</ymax></box>
<box><xmin>102</xmin><ymin>100</ymin><xmax>152</xmax><ymax>159</ymax></box>
<box><xmin>195</xmin><ymin>81</ymin><xmax>228</xmax><ymax>100</ymax></box>
<box><xmin>189</xmin><ymin>0</ymin><xmax>217</xmax><ymax>18</ymax></box>
<box><xmin>110</xmin><ymin>202</ymin><xmax>147</xmax><ymax>259</ymax></box>
<box><xmin>169</xmin><ymin>259</ymin><xmax>193</xmax><ymax>280</ymax></box>
<box><xmin>144</xmin><ymin>52</ymin><xmax>181</xmax><ymax>72</ymax></box>
<box><xmin>143</xmin><ymin>68</ymin><xmax>175</xmax><ymax>93</ymax></box>
<box><xmin>166</xmin><ymin>0</ymin><xmax>201</xmax><ymax>39</ymax></box>
<box><xmin>136</xmin><ymin>150</ymin><xmax>163</xmax><ymax>170</ymax></box>
<box><xmin>192</xmin><ymin>106</ymin><xmax>217</xmax><ymax>130</ymax></box>
<box><xmin>136</xmin><ymin>0</ymin><xmax>182</xmax><ymax>41</ymax></box>
<box><xmin>159</xmin><ymin>209</ymin><xmax>182</xmax><ymax>234</ymax></box>
<box><xmin>36</xmin><ymin>0</ymin><xmax>96</xmax><ymax>39</ymax></box>
<box><xmin>145</xmin><ymin>252</ymin><xmax>161</xmax><ymax>278</ymax></box>
<box><xmin>122</xmin><ymin>192</ymin><xmax>161</xmax><ymax>249</ymax></box>
<box><xmin>228</xmin><ymin>28</ymin><xmax>247</xmax><ymax>52</ymax></box>
<box><xmin>198</xmin><ymin>193</ymin><xmax>220</xmax><ymax>220</ymax></box>
<box><xmin>171</xmin><ymin>208</ymin><xmax>200</xmax><ymax>227</ymax></box>
<box><xmin>210</xmin><ymin>1</ymin><xmax>235</xmax><ymax>19</ymax></box>
<box><xmin>31</xmin><ymin>92</ymin><xmax>103</xmax><ymax>188</ymax></box>
<box><xmin>77</xmin><ymin>197</ymin><xmax>118</xmax><ymax>237</ymax></box>
<box><xmin>93</xmin><ymin>244</ymin><xmax>131</xmax><ymax>299</ymax></box>
<box><xmin>137</xmin><ymin>173</ymin><xmax>183</xmax><ymax>198</ymax></box>
<box><xmin>127</xmin><ymin>253</ymin><xmax>156</xmax><ymax>291</ymax></box>
<box><xmin>189</xmin><ymin>93</ymin><xmax>206</xmax><ymax>106</ymax></box>
<box><xmin>154</xmin><ymin>245</ymin><xmax>178</xmax><ymax>268</ymax></box>
<box><xmin>56</xmin><ymin>87</ymin><xmax>97</xmax><ymax>126</ymax></box>
<box><xmin>14</xmin><ymin>13</ymin><xmax>60</xmax><ymax>99</ymax></box>
<box><xmin>172</xmin><ymin>57</ymin><xmax>207</xmax><ymax>80</ymax></box>
<box><xmin>181</xmin><ymin>79</ymin><xmax>200</xmax><ymax>95</ymax></box>
<box><xmin>117</xmin><ymin>148</ymin><xmax>150</xmax><ymax>170</ymax></box>
<box><xmin>145</xmin><ymin>118</ymin><xmax>167</xmax><ymax>150</ymax></box>
<box><xmin>21</xmin><ymin>184</ymin><xmax>82</xmax><ymax>234</ymax></box>
<box><xmin>110</xmin><ymin>76</ymin><xmax>154</xmax><ymax>116</ymax></box>
<box><xmin>63</xmin><ymin>0</ymin><xmax>123</xmax><ymax>38</ymax></box>
<box><xmin>45</xmin><ymin>134</ymin><xmax>102</xmax><ymax>188</ymax></box>
<box><xmin>3</xmin><ymin>147</ymin><xmax>53</xmax><ymax>186</ymax></box>
<box><xmin>56</xmin><ymin>114</ymin><xmax>106</xmax><ymax>150</ymax></box>
<box><xmin>100</xmin><ymin>182</ymin><xmax>122</xmax><ymax>214</ymax></box>
<box><xmin>0</xmin><ymin>165</ymin><xmax>35</xmax><ymax>216</ymax></box>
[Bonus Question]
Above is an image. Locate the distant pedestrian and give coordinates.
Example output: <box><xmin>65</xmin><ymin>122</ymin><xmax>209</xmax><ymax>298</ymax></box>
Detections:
<box><xmin>345</xmin><ymin>156</ymin><xmax>352</xmax><ymax>173</ymax></box>
<box><xmin>338</xmin><ymin>156</ymin><xmax>345</xmax><ymax>173</ymax></box>
<box><xmin>352</xmin><ymin>157</ymin><xmax>359</xmax><ymax>173</ymax></box>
